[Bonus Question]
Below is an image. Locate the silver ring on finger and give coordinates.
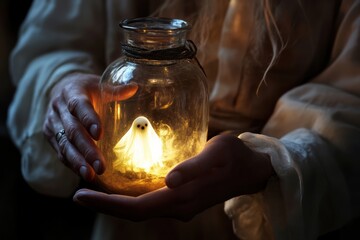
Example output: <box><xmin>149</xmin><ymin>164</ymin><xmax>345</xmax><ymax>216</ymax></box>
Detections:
<box><xmin>55</xmin><ymin>129</ymin><xmax>66</xmax><ymax>143</ymax></box>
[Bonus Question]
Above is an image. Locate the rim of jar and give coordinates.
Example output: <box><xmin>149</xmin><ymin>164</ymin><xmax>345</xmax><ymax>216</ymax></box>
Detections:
<box><xmin>119</xmin><ymin>17</ymin><xmax>191</xmax><ymax>34</ymax></box>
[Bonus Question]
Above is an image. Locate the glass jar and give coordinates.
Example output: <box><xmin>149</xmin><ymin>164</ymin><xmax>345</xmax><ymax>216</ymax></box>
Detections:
<box><xmin>95</xmin><ymin>17</ymin><xmax>209</xmax><ymax>196</ymax></box>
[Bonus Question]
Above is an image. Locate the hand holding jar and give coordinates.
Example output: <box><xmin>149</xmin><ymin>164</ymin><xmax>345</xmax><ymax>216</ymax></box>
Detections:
<box><xmin>73</xmin><ymin>133</ymin><xmax>273</xmax><ymax>222</ymax></box>
<box><xmin>43</xmin><ymin>72</ymin><xmax>138</xmax><ymax>182</ymax></box>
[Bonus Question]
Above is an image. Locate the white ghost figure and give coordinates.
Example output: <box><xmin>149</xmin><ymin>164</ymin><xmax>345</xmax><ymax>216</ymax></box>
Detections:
<box><xmin>113</xmin><ymin>116</ymin><xmax>163</xmax><ymax>173</ymax></box>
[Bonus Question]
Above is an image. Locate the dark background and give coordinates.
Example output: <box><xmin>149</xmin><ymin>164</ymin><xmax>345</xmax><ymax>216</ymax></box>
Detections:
<box><xmin>0</xmin><ymin>1</ymin><xmax>95</xmax><ymax>239</ymax></box>
<box><xmin>0</xmin><ymin>1</ymin><xmax>358</xmax><ymax>239</ymax></box>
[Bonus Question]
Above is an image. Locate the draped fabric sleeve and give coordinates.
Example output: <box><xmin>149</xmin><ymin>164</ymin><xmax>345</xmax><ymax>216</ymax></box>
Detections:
<box><xmin>224</xmin><ymin>1</ymin><xmax>360</xmax><ymax>239</ymax></box>
<box><xmin>6</xmin><ymin>0</ymin><xmax>105</xmax><ymax>197</ymax></box>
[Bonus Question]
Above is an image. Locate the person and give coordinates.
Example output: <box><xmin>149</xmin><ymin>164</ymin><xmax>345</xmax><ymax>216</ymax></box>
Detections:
<box><xmin>7</xmin><ymin>0</ymin><xmax>360</xmax><ymax>239</ymax></box>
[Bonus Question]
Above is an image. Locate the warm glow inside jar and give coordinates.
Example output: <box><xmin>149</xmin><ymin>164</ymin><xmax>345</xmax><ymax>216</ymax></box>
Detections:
<box><xmin>95</xmin><ymin>17</ymin><xmax>209</xmax><ymax>196</ymax></box>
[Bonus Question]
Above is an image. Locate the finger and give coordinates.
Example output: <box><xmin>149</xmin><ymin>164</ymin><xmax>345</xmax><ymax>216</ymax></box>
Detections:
<box><xmin>101</xmin><ymin>83</ymin><xmax>138</xmax><ymax>102</ymax></box>
<box><xmin>44</xmin><ymin>109</ymin><xmax>92</xmax><ymax>179</ymax></box>
<box><xmin>73</xmin><ymin>189</ymin><xmax>145</xmax><ymax>221</ymax></box>
<box><xmin>73</xmin><ymin>188</ymin><xmax>175</xmax><ymax>220</ymax></box>
<box><xmin>165</xmin><ymin>135</ymin><xmax>239</xmax><ymax>188</ymax></box>
<box><xmin>62</xmin><ymin>79</ymin><xmax>102</xmax><ymax>140</ymax></box>
<box><xmin>43</xmin><ymin>107</ymin><xmax>62</xmax><ymax>152</ymax></box>
<box><xmin>43</xmin><ymin>106</ymin><xmax>75</xmax><ymax>166</ymax></box>
<box><xmin>66</xmin><ymin>94</ymin><xmax>102</xmax><ymax>140</ymax></box>
<box><xmin>53</xmin><ymin>94</ymin><xmax>105</xmax><ymax>176</ymax></box>
<box><xmin>57</xmin><ymin>132</ymin><xmax>96</xmax><ymax>181</ymax></box>
<box><xmin>64</xmin><ymin>82</ymin><xmax>138</xmax><ymax>140</ymax></box>
<box><xmin>73</xmin><ymin>185</ymin><xmax>205</xmax><ymax>222</ymax></box>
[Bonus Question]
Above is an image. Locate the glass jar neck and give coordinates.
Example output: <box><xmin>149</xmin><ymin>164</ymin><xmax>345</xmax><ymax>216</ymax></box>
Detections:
<box><xmin>120</xmin><ymin>17</ymin><xmax>191</xmax><ymax>50</ymax></box>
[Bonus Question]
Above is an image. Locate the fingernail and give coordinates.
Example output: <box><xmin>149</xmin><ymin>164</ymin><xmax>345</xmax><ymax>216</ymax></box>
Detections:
<box><xmin>79</xmin><ymin>166</ymin><xmax>89</xmax><ymax>179</ymax></box>
<box><xmin>93</xmin><ymin>160</ymin><xmax>102</xmax><ymax>174</ymax></box>
<box><xmin>166</xmin><ymin>171</ymin><xmax>183</xmax><ymax>188</ymax></box>
<box><xmin>90</xmin><ymin>124</ymin><xmax>99</xmax><ymax>138</ymax></box>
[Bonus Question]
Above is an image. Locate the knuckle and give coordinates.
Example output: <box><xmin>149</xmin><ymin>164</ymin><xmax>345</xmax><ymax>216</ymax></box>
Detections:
<box><xmin>67</xmin><ymin>96</ymin><xmax>80</xmax><ymax>113</ymax></box>
<box><xmin>67</xmin><ymin>95</ymin><xmax>88</xmax><ymax>113</ymax></box>
<box><xmin>51</xmin><ymin>95</ymin><xmax>63</xmax><ymax>110</ymax></box>
<box><xmin>83</xmin><ymin>147</ymin><xmax>97</xmax><ymax>161</ymax></box>
<box><xmin>64</xmin><ymin>124</ymin><xmax>80</xmax><ymax>140</ymax></box>
<box><xmin>58</xmin><ymin>137</ymin><xmax>70</xmax><ymax>152</ymax></box>
<box><xmin>80</xmin><ymin>111</ymin><xmax>96</xmax><ymax>126</ymax></box>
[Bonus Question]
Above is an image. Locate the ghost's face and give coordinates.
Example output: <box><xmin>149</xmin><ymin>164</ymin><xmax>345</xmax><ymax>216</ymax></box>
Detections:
<box><xmin>133</xmin><ymin>116</ymin><xmax>149</xmax><ymax>133</ymax></box>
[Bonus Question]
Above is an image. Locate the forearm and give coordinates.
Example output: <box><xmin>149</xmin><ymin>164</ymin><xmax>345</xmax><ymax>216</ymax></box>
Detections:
<box><xmin>225</xmin><ymin>83</ymin><xmax>360</xmax><ymax>239</ymax></box>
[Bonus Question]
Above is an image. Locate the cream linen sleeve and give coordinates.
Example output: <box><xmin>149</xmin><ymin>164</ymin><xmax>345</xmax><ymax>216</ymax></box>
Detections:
<box><xmin>224</xmin><ymin>1</ymin><xmax>360</xmax><ymax>239</ymax></box>
<box><xmin>7</xmin><ymin>0</ymin><xmax>105</xmax><ymax>197</ymax></box>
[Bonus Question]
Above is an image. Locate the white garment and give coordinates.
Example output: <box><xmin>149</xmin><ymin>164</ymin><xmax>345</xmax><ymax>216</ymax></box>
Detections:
<box><xmin>7</xmin><ymin>0</ymin><xmax>360</xmax><ymax>239</ymax></box>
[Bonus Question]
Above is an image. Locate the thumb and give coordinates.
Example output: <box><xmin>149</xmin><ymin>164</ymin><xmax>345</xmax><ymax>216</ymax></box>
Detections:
<box><xmin>165</xmin><ymin>134</ymin><xmax>239</xmax><ymax>188</ymax></box>
<box><xmin>101</xmin><ymin>82</ymin><xmax>138</xmax><ymax>103</ymax></box>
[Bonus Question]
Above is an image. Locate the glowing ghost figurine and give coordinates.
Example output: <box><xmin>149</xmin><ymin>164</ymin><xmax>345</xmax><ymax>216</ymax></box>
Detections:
<box><xmin>113</xmin><ymin>116</ymin><xmax>163</xmax><ymax>173</ymax></box>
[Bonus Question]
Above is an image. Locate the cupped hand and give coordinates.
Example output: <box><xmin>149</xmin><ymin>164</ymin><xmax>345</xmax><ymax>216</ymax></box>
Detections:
<box><xmin>43</xmin><ymin>72</ymin><xmax>138</xmax><ymax>182</ymax></box>
<box><xmin>73</xmin><ymin>134</ymin><xmax>274</xmax><ymax>221</ymax></box>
